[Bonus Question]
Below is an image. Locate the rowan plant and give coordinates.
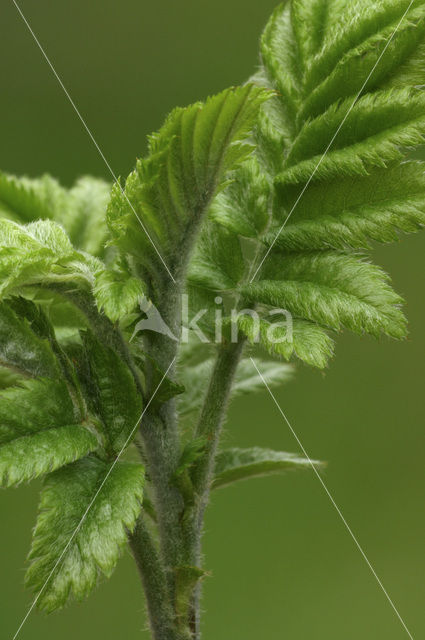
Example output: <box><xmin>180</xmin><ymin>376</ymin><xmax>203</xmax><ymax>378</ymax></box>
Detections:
<box><xmin>2</xmin><ymin>1</ymin><xmax>425</xmax><ymax>638</ymax></box>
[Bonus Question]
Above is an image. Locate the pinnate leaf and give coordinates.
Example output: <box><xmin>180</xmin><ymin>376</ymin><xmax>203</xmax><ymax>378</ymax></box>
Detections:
<box><xmin>238</xmin><ymin>314</ymin><xmax>334</xmax><ymax>369</ymax></box>
<box><xmin>93</xmin><ymin>267</ymin><xmax>144</xmax><ymax>323</ymax></box>
<box><xmin>0</xmin><ymin>378</ymin><xmax>76</xmax><ymax>446</ymax></box>
<box><xmin>0</xmin><ymin>219</ymin><xmax>101</xmax><ymax>299</ymax></box>
<box><xmin>26</xmin><ymin>457</ymin><xmax>144</xmax><ymax>611</ymax></box>
<box><xmin>107</xmin><ymin>85</ymin><xmax>270</xmax><ymax>296</ymax></box>
<box><xmin>0</xmin><ymin>301</ymin><xmax>60</xmax><ymax>378</ymax></box>
<box><xmin>0</xmin><ymin>172</ymin><xmax>65</xmax><ymax>223</ymax></box>
<box><xmin>0</xmin><ymin>425</ymin><xmax>98</xmax><ymax>488</ymax></box>
<box><xmin>178</xmin><ymin>356</ymin><xmax>292</xmax><ymax>417</ymax></box>
<box><xmin>81</xmin><ymin>331</ymin><xmax>142</xmax><ymax>453</ymax></box>
<box><xmin>213</xmin><ymin>447</ymin><xmax>321</xmax><ymax>489</ymax></box>
<box><xmin>189</xmin><ymin>0</ymin><xmax>425</xmax><ymax>368</ymax></box>
<box><xmin>0</xmin><ymin>172</ymin><xmax>110</xmax><ymax>256</ymax></box>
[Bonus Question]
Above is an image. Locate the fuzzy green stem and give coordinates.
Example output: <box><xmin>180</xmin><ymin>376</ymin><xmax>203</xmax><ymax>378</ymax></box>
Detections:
<box><xmin>129</xmin><ymin>515</ymin><xmax>175</xmax><ymax>640</ymax></box>
<box><xmin>139</xmin><ymin>410</ymin><xmax>184</xmax><ymax>584</ymax></box>
<box><xmin>139</xmin><ymin>278</ymin><xmax>190</xmax><ymax>637</ymax></box>
<box><xmin>192</xmin><ymin>339</ymin><xmax>246</xmax><ymax>497</ymax></box>
<box><xmin>136</xmin><ymin>231</ymin><xmax>245</xmax><ymax>636</ymax></box>
<box><xmin>182</xmin><ymin>339</ymin><xmax>246</xmax><ymax>637</ymax></box>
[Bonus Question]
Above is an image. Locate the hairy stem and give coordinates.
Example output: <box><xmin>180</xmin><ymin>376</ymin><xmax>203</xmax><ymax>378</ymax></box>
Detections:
<box><xmin>139</xmin><ymin>279</ymin><xmax>188</xmax><ymax>635</ymax></box>
<box><xmin>130</xmin><ymin>515</ymin><xmax>175</xmax><ymax>640</ymax></box>
<box><xmin>183</xmin><ymin>339</ymin><xmax>246</xmax><ymax>637</ymax></box>
<box><xmin>140</xmin><ymin>410</ymin><xmax>184</xmax><ymax>586</ymax></box>
<box><xmin>138</xmin><ymin>250</ymin><xmax>245</xmax><ymax>636</ymax></box>
<box><xmin>192</xmin><ymin>339</ymin><xmax>246</xmax><ymax>498</ymax></box>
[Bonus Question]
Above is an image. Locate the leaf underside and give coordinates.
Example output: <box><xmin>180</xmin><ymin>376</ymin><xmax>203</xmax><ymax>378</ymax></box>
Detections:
<box><xmin>213</xmin><ymin>447</ymin><xmax>322</xmax><ymax>489</ymax></box>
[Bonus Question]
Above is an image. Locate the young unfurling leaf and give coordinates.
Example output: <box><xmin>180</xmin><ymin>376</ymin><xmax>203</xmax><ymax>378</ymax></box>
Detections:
<box><xmin>93</xmin><ymin>267</ymin><xmax>145</xmax><ymax>323</ymax></box>
<box><xmin>107</xmin><ymin>85</ymin><xmax>270</xmax><ymax>298</ymax></box>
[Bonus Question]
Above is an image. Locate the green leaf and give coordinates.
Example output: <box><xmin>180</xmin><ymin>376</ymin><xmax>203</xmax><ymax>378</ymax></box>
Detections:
<box><xmin>290</xmin><ymin>0</ymin><xmax>330</xmax><ymax>63</ymax></box>
<box><xmin>269</xmin><ymin>161</ymin><xmax>425</xmax><ymax>251</ymax></box>
<box><xmin>258</xmin><ymin>2</ymin><xmax>300</xmax><ymax>147</ymax></box>
<box><xmin>174</xmin><ymin>565</ymin><xmax>206</xmax><ymax>619</ymax></box>
<box><xmin>0</xmin><ymin>425</ymin><xmax>98</xmax><ymax>487</ymax></box>
<box><xmin>189</xmin><ymin>0</ymin><xmax>425</xmax><ymax>368</ymax></box>
<box><xmin>0</xmin><ymin>172</ymin><xmax>65</xmax><ymax>223</ymax></box>
<box><xmin>107</xmin><ymin>85</ymin><xmax>270</xmax><ymax>297</ymax></box>
<box><xmin>28</xmin><ymin>289</ymin><xmax>89</xmax><ymax>342</ymax></box>
<box><xmin>237</xmin><ymin>315</ymin><xmax>334</xmax><ymax>370</ymax></box>
<box><xmin>213</xmin><ymin>447</ymin><xmax>322</xmax><ymax>489</ymax></box>
<box><xmin>0</xmin><ymin>219</ymin><xmax>101</xmax><ymax>299</ymax></box>
<box><xmin>7</xmin><ymin>295</ymin><xmax>57</xmax><ymax>341</ymax></box>
<box><xmin>281</xmin><ymin>88</ymin><xmax>425</xmax><ymax>184</ymax></box>
<box><xmin>243</xmin><ymin>252</ymin><xmax>407</xmax><ymax>338</ymax></box>
<box><xmin>178</xmin><ymin>356</ymin><xmax>292</xmax><ymax>417</ymax></box>
<box><xmin>301</xmin><ymin>3</ymin><xmax>425</xmax><ymax>121</ymax></box>
<box><xmin>303</xmin><ymin>0</ymin><xmax>423</xmax><ymax>85</ymax></box>
<box><xmin>174</xmin><ymin>438</ymin><xmax>207</xmax><ymax>477</ymax></box>
<box><xmin>81</xmin><ymin>331</ymin><xmax>142</xmax><ymax>453</ymax></box>
<box><xmin>188</xmin><ymin>221</ymin><xmax>244</xmax><ymax>291</ymax></box>
<box><xmin>0</xmin><ymin>378</ymin><xmax>76</xmax><ymax>446</ymax></box>
<box><xmin>0</xmin><ymin>173</ymin><xmax>110</xmax><ymax>257</ymax></box>
<box><xmin>231</xmin><ymin>357</ymin><xmax>293</xmax><ymax>395</ymax></box>
<box><xmin>140</xmin><ymin>353</ymin><xmax>184</xmax><ymax>407</ymax></box>
<box><xmin>0</xmin><ymin>373</ymin><xmax>101</xmax><ymax>487</ymax></box>
<box><xmin>5</xmin><ymin>296</ymin><xmax>87</xmax><ymax>404</ymax></box>
<box><xmin>209</xmin><ymin>157</ymin><xmax>271</xmax><ymax>238</ymax></box>
<box><xmin>0</xmin><ymin>366</ymin><xmax>22</xmax><ymax>390</ymax></box>
<box><xmin>0</xmin><ymin>301</ymin><xmax>60</xmax><ymax>378</ymax></box>
<box><xmin>94</xmin><ymin>266</ymin><xmax>145</xmax><ymax>323</ymax></box>
<box><xmin>26</xmin><ymin>457</ymin><xmax>144</xmax><ymax>611</ymax></box>
<box><xmin>58</xmin><ymin>177</ymin><xmax>110</xmax><ymax>257</ymax></box>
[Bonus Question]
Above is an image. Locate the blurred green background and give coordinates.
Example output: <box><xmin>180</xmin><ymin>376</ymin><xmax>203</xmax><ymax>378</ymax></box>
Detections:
<box><xmin>1</xmin><ymin>1</ymin><xmax>424</xmax><ymax>638</ymax></box>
